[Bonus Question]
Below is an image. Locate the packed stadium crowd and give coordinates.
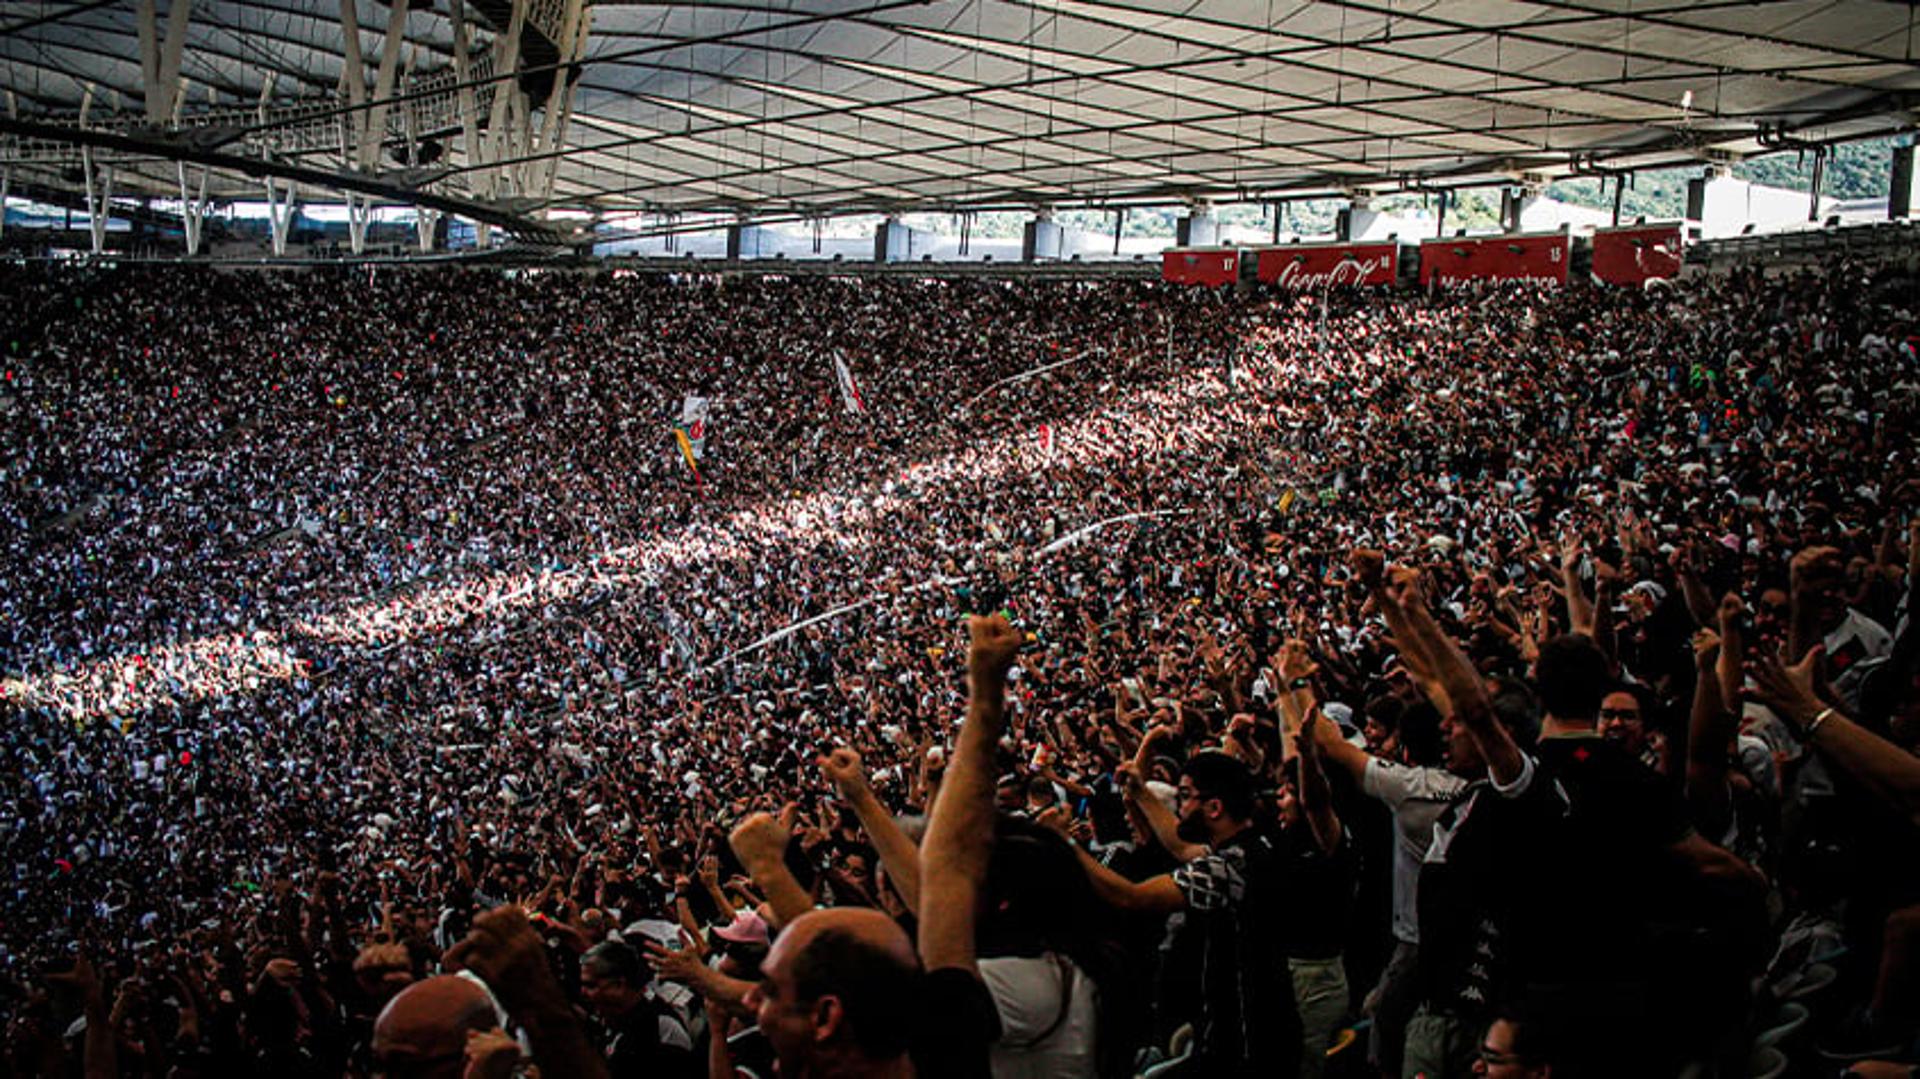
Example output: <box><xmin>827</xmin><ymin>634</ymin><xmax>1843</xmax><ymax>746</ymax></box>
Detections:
<box><xmin>0</xmin><ymin>256</ymin><xmax>1917</xmax><ymax>1079</ymax></box>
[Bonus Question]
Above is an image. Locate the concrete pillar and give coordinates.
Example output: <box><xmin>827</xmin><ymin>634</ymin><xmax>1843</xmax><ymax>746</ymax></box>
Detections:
<box><xmin>873</xmin><ymin>215</ymin><xmax>912</xmax><ymax>262</ymax></box>
<box><xmin>1892</xmin><ymin>145</ymin><xmax>1918</xmax><ymax>220</ymax></box>
<box><xmin>1685</xmin><ymin>164</ymin><xmax>1746</xmax><ymax>238</ymax></box>
<box><xmin>1499</xmin><ymin>186</ymin><xmax>1540</xmax><ymax>233</ymax></box>
<box><xmin>727</xmin><ymin>221</ymin><xmax>774</xmax><ymax>259</ymax></box>
<box><xmin>1022</xmin><ymin>217</ymin><xmax>1064</xmax><ymax>261</ymax></box>
<box><xmin>1176</xmin><ymin>203</ymin><xmax>1217</xmax><ymax>247</ymax></box>
<box><xmin>1023</xmin><ymin>207</ymin><xmax>1083</xmax><ymax>262</ymax></box>
<box><xmin>1808</xmin><ymin>147</ymin><xmax>1828</xmax><ymax>222</ymax></box>
<box><xmin>415</xmin><ymin>207</ymin><xmax>440</xmax><ymax>253</ymax></box>
<box><xmin>1336</xmin><ymin>196</ymin><xmax>1380</xmax><ymax>241</ymax></box>
<box><xmin>1685</xmin><ymin>165</ymin><xmax>1727</xmax><ymax>223</ymax></box>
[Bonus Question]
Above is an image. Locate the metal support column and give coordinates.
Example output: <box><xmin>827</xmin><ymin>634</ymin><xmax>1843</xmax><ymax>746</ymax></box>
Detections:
<box><xmin>347</xmin><ymin>193</ymin><xmax>374</xmax><ymax>255</ymax></box>
<box><xmin>358</xmin><ymin>0</ymin><xmax>412</xmax><ymax>170</ymax></box>
<box><xmin>1891</xmin><ymin>145</ymin><xmax>1918</xmax><ymax>220</ymax></box>
<box><xmin>1808</xmin><ymin>147</ymin><xmax>1827</xmax><ymax>222</ymax></box>
<box><xmin>338</xmin><ymin>0</ymin><xmax>369</xmax><ymax>159</ymax></box>
<box><xmin>264</xmin><ymin>168</ymin><xmax>298</xmax><ymax>256</ymax></box>
<box><xmin>448</xmin><ymin>0</ymin><xmax>487</xmax><ymax>245</ymax></box>
<box><xmin>539</xmin><ymin>5</ymin><xmax>594</xmax><ymax>204</ymax></box>
<box><xmin>481</xmin><ymin>0</ymin><xmax>532</xmax><ymax>200</ymax></box>
<box><xmin>416</xmin><ymin>207</ymin><xmax>440</xmax><ymax>252</ymax></box>
<box><xmin>176</xmin><ymin>161</ymin><xmax>211</xmax><ymax>256</ymax></box>
<box><xmin>137</xmin><ymin>0</ymin><xmax>193</xmax><ymax>125</ymax></box>
<box><xmin>81</xmin><ymin>147</ymin><xmax>114</xmax><ymax>254</ymax></box>
<box><xmin>531</xmin><ymin>0</ymin><xmax>590</xmax><ymax>201</ymax></box>
<box><xmin>1611</xmin><ymin>174</ymin><xmax>1626</xmax><ymax>226</ymax></box>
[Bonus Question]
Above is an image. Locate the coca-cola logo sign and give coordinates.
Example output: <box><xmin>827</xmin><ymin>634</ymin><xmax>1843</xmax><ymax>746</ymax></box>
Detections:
<box><xmin>1269</xmin><ymin>252</ymin><xmax>1394</xmax><ymax>290</ymax></box>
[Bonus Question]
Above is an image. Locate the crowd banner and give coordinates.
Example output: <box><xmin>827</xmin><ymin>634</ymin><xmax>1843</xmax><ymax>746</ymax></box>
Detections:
<box><xmin>963</xmin><ymin>349</ymin><xmax>1102</xmax><ymax>407</ymax></box>
<box><xmin>1253</xmin><ymin>242</ymin><xmax>1399</xmax><ymax>288</ymax></box>
<box><xmin>1162</xmin><ymin>247</ymin><xmax>1240</xmax><ymax>286</ymax></box>
<box><xmin>1420</xmin><ymin>232</ymin><xmax>1571</xmax><ymax>286</ymax></box>
<box><xmin>1591</xmin><ymin>222</ymin><xmax>1685</xmax><ymax>286</ymax></box>
<box><xmin>721</xmin><ymin>510</ymin><xmax>1194</xmax><ymax>665</ymax></box>
<box><xmin>1036</xmin><ymin>509</ymin><xmax>1193</xmax><ymax>556</ymax></box>
<box><xmin>674</xmin><ymin>394</ymin><xmax>710</xmax><ymax>478</ymax></box>
<box><xmin>833</xmin><ymin>354</ymin><xmax>867</xmax><ymax>414</ymax></box>
<box><xmin>677</xmin><ymin>395</ymin><xmax>711</xmax><ymax>460</ymax></box>
<box><xmin>715</xmin><ymin>576</ymin><xmax>960</xmax><ymax>665</ymax></box>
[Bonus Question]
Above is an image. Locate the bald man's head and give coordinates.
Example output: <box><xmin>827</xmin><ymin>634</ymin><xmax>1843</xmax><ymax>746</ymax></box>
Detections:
<box><xmin>372</xmin><ymin>975</ymin><xmax>499</xmax><ymax>1078</ymax></box>
<box><xmin>747</xmin><ymin>908</ymin><xmax>922</xmax><ymax>1072</ymax></box>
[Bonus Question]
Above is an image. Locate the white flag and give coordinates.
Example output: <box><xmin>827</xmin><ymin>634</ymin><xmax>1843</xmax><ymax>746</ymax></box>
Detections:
<box><xmin>833</xmin><ymin>355</ymin><xmax>866</xmax><ymax>415</ymax></box>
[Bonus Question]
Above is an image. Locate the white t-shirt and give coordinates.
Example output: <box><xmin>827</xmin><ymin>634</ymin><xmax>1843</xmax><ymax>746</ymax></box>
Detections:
<box><xmin>1824</xmin><ymin>607</ymin><xmax>1893</xmax><ymax>709</ymax></box>
<box><xmin>979</xmin><ymin>953</ymin><xmax>1099</xmax><ymax>1079</ymax></box>
<box><xmin>1363</xmin><ymin>758</ymin><xmax>1470</xmax><ymax>945</ymax></box>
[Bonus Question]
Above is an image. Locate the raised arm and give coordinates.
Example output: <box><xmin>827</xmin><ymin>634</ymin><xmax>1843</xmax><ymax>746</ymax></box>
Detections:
<box><xmin>47</xmin><ymin>955</ymin><xmax>114</xmax><ymax>1079</ymax></box>
<box><xmin>1073</xmin><ymin>845</ymin><xmax>1187</xmax><ymax>914</ymax></box>
<box><xmin>1561</xmin><ymin>533</ymin><xmax>1597</xmax><ymax>637</ymax></box>
<box><xmin>1118</xmin><ymin>761</ymin><xmax>1208</xmax><ymax>863</ymax></box>
<box><xmin>1294</xmin><ymin>712</ymin><xmax>1343</xmax><ymax>854</ymax></box>
<box><xmin>821</xmin><ymin>747</ymin><xmax>925</xmax><ymax>916</ymax></box>
<box><xmin>1751</xmin><ymin>645</ymin><xmax>1920</xmax><ymax>831</ymax></box>
<box><xmin>1270</xmin><ymin>639</ymin><xmax>1320</xmax><ymax>763</ymax></box>
<box><xmin>1684</xmin><ymin>607</ymin><xmax>1738</xmax><ymax>837</ymax></box>
<box><xmin>919</xmin><ymin>614</ymin><xmax>1020</xmax><ymax>975</ymax></box>
<box><xmin>646</xmin><ymin>931</ymin><xmax>755</xmax><ymax>1008</ymax></box>
<box><xmin>453</xmin><ymin>908</ymin><xmax>611</xmax><ymax>1079</ymax></box>
<box><xmin>727</xmin><ymin>814</ymin><xmax>814</xmax><ymax>930</ymax></box>
<box><xmin>697</xmin><ymin>855</ymin><xmax>740</xmax><ymax>924</ymax></box>
<box><xmin>1356</xmin><ymin>550</ymin><xmax>1526</xmax><ymax>786</ymax></box>
<box><xmin>1672</xmin><ymin>542</ymin><xmax>1718</xmax><ymax>628</ymax></box>
<box><xmin>1305</xmin><ymin>701</ymin><xmax>1374</xmax><ymax>783</ymax></box>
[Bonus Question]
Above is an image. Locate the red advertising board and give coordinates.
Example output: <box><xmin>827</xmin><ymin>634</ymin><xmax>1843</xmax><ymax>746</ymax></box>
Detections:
<box><xmin>1162</xmin><ymin>247</ymin><xmax>1239</xmax><ymax>286</ymax></box>
<box><xmin>1254</xmin><ymin>243</ymin><xmax>1399</xmax><ymax>289</ymax></box>
<box><xmin>1591</xmin><ymin>224</ymin><xmax>1684</xmax><ymax>286</ymax></box>
<box><xmin>1419</xmin><ymin>233</ymin><xmax>1571</xmax><ymax>286</ymax></box>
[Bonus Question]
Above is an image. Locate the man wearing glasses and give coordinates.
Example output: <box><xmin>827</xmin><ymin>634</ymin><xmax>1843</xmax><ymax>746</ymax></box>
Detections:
<box><xmin>1467</xmin><ymin>1011</ymin><xmax>1552</xmax><ymax>1079</ymax></box>
<box><xmin>1075</xmin><ymin>750</ymin><xmax>1304</xmax><ymax>1079</ymax></box>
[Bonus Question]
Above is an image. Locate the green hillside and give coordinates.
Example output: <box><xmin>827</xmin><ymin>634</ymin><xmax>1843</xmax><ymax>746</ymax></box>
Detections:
<box><xmin>909</xmin><ymin>135</ymin><xmax>1906</xmax><ymax>243</ymax></box>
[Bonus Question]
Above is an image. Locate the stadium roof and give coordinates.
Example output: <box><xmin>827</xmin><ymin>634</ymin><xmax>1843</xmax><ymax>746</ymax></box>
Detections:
<box><xmin>3</xmin><ymin>0</ymin><xmax>1918</xmax><ymax>242</ymax></box>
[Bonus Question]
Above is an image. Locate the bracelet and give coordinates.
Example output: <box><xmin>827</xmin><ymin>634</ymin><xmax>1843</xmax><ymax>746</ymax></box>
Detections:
<box><xmin>1805</xmin><ymin>707</ymin><xmax>1836</xmax><ymax>740</ymax></box>
<box><xmin>1289</xmin><ymin>676</ymin><xmax>1313</xmax><ymax>690</ymax></box>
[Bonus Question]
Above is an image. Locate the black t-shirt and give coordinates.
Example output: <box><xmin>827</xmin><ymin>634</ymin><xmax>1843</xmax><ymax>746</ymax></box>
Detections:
<box><xmin>1415</xmin><ymin>762</ymin><xmax>1562</xmax><ymax>1021</ymax></box>
<box><xmin>1417</xmin><ymin>736</ymin><xmax>1698</xmax><ymax>1022</ymax></box>
<box><xmin>1170</xmin><ymin>828</ymin><xmax>1303</xmax><ymax>1078</ymax></box>
<box><xmin>602</xmin><ymin>997</ymin><xmax>697</xmax><ymax>1079</ymax></box>
<box><xmin>912</xmin><ymin>966</ymin><xmax>1003</xmax><ymax>1079</ymax></box>
<box><xmin>1276</xmin><ymin>821</ymin><xmax>1357</xmax><ymax>961</ymax></box>
<box><xmin>1528</xmin><ymin>733</ymin><xmax>1693</xmax><ymax>986</ymax></box>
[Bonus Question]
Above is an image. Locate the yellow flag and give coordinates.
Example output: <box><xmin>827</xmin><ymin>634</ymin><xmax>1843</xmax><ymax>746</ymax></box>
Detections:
<box><xmin>674</xmin><ymin>429</ymin><xmax>700</xmax><ymax>476</ymax></box>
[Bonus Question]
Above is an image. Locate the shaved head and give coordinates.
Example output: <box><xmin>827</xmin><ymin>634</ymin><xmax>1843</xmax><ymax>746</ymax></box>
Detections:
<box><xmin>372</xmin><ymin>975</ymin><xmax>498</xmax><ymax>1075</ymax></box>
<box><xmin>780</xmin><ymin>907</ymin><xmax>919</xmax><ymax>971</ymax></box>
<box><xmin>748</xmin><ymin>908</ymin><xmax>923</xmax><ymax>1074</ymax></box>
